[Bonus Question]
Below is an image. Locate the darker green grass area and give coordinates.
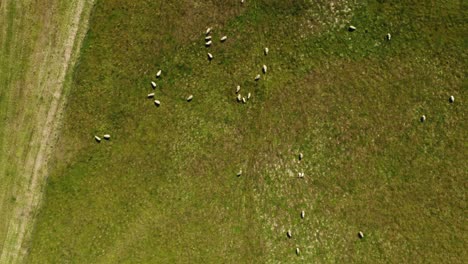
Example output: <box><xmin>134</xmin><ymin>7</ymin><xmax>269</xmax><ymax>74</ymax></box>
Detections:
<box><xmin>28</xmin><ymin>0</ymin><xmax>466</xmax><ymax>263</ymax></box>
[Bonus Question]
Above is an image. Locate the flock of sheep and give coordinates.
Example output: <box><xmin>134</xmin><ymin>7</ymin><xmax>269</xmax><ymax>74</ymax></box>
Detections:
<box><xmin>91</xmin><ymin>9</ymin><xmax>458</xmax><ymax>257</ymax></box>
<box><xmin>142</xmin><ymin>26</ymin><xmax>268</xmax><ymax>111</ymax></box>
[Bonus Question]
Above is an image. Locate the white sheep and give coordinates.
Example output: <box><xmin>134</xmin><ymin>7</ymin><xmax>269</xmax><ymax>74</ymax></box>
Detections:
<box><xmin>247</xmin><ymin>92</ymin><xmax>251</xmax><ymax>99</ymax></box>
<box><xmin>349</xmin><ymin>25</ymin><xmax>356</xmax><ymax>32</ymax></box>
<box><xmin>205</xmin><ymin>40</ymin><xmax>212</xmax><ymax>47</ymax></box>
<box><xmin>298</xmin><ymin>172</ymin><xmax>304</xmax><ymax>178</ymax></box>
<box><xmin>386</xmin><ymin>33</ymin><xmax>391</xmax><ymax>41</ymax></box>
<box><xmin>205</xmin><ymin>36</ymin><xmax>212</xmax><ymax>41</ymax></box>
<box><xmin>420</xmin><ymin>115</ymin><xmax>426</xmax><ymax>122</ymax></box>
<box><xmin>242</xmin><ymin>97</ymin><xmax>246</xmax><ymax>104</ymax></box>
<box><xmin>237</xmin><ymin>94</ymin><xmax>242</xmax><ymax>102</ymax></box>
<box><xmin>300</xmin><ymin>210</ymin><xmax>305</xmax><ymax>219</ymax></box>
<box><xmin>207</xmin><ymin>53</ymin><xmax>213</xmax><ymax>61</ymax></box>
<box><xmin>255</xmin><ymin>74</ymin><xmax>261</xmax><ymax>81</ymax></box>
<box><xmin>103</xmin><ymin>134</ymin><xmax>111</xmax><ymax>140</ymax></box>
<box><xmin>449</xmin><ymin>95</ymin><xmax>455</xmax><ymax>103</ymax></box>
<box><xmin>237</xmin><ymin>169</ymin><xmax>242</xmax><ymax>177</ymax></box>
<box><xmin>154</xmin><ymin>100</ymin><xmax>161</xmax><ymax>107</ymax></box>
<box><xmin>151</xmin><ymin>81</ymin><xmax>157</xmax><ymax>89</ymax></box>
<box><xmin>220</xmin><ymin>36</ymin><xmax>227</xmax><ymax>42</ymax></box>
<box><xmin>262</xmin><ymin>65</ymin><xmax>267</xmax><ymax>74</ymax></box>
<box><xmin>94</xmin><ymin>136</ymin><xmax>101</xmax><ymax>142</ymax></box>
<box><xmin>206</xmin><ymin>27</ymin><xmax>212</xmax><ymax>35</ymax></box>
<box><xmin>156</xmin><ymin>70</ymin><xmax>162</xmax><ymax>78</ymax></box>
<box><xmin>264</xmin><ymin>47</ymin><xmax>269</xmax><ymax>55</ymax></box>
<box><xmin>295</xmin><ymin>248</ymin><xmax>300</xmax><ymax>255</ymax></box>
<box><xmin>147</xmin><ymin>93</ymin><xmax>155</xmax><ymax>98</ymax></box>
<box><xmin>236</xmin><ymin>85</ymin><xmax>241</xmax><ymax>94</ymax></box>
<box><xmin>187</xmin><ymin>95</ymin><xmax>193</xmax><ymax>102</ymax></box>
<box><xmin>287</xmin><ymin>230</ymin><xmax>292</xmax><ymax>238</ymax></box>
<box><xmin>299</xmin><ymin>153</ymin><xmax>303</xmax><ymax>160</ymax></box>
<box><xmin>358</xmin><ymin>231</ymin><xmax>364</xmax><ymax>239</ymax></box>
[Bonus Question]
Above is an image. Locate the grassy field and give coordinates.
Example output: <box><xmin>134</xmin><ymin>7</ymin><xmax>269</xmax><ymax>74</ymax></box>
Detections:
<box><xmin>0</xmin><ymin>0</ymin><xmax>94</xmax><ymax>262</ymax></box>
<box><xmin>26</xmin><ymin>0</ymin><xmax>466</xmax><ymax>263</ymax></box>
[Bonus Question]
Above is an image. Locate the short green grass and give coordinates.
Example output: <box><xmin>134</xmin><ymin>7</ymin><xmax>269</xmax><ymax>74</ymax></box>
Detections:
<box><xmin>27</xmin><ymin>0</ymin><xmax>466</xmax><ymax>263</ymax></box>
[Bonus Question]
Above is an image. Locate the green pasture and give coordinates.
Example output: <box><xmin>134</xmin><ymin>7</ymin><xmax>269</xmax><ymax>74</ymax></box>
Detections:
<box><xmin>27</xmin><ymin>0</ymin><xmax>466</xmax><ymax>263</ymax></box>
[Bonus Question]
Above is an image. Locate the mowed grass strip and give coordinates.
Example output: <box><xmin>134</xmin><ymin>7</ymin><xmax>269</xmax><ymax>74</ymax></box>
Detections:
<box><xmin>28</xmin><ymin>0</ymin><xmax>466</xmax><ymax>263</ymax></box>
<box><xmin>0</xmin><ymin>0</ymin><xmax>94</xmax><ymax>262</ymax></box>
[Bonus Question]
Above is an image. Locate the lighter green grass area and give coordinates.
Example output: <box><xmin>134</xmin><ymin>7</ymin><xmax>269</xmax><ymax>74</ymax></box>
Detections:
<box><xmin>0</xmin><ymin>0</ymin><xmax>94</xmax><ymax>262</ymax></box>
<box><xmin>28</xmin><ymin>0</ymin><xmax>466</xmax><ymax>263</ymax></box>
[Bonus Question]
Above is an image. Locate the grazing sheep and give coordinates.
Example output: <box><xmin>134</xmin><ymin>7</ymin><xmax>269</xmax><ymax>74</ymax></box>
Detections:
<box><xmin>154</xmin><ymin>100</ymin><xmax>161</xmax><ymax>107</ymax></box>
<box><xmin>205</xmin><ymin>36</ymin><xmax>212</xmax><ymax>41</ymax></box>
<box><xmin>206</xmin><ymin>27</ymin><xmax>212</xmax><ymax>35</ymax></box>
<box><xmin>237</xmin><ymin>169</ymin><xmax>242</xmax><ymax>177</ymax></box>
<box><xmin>94</xmin><ymin>136</ymin><xmax>101</xmax><ymax>142</ymax></box>
<box><xmin>255</xmin><ymin>74</ymin><xmax>261</xmax><ymax>81</ymax></box>
<box><xmin>449</xmin><ymin>95</ymin><xmax>455</xmax><ymax>103</ymax></box>
<box><xmin>348</xmin><ymin>25</ymin><xmax>356</xmax><ymax>32</ymax></box>
<box><xmin>156</xmin><ymin>70</ymin><xmax>162</xmax><ymax>78</ymax></box>
<box><xmin>236</xmin><ymin>85</ymin><xmax>241</xmax><ymax>94</ymax></box>
<box><xmin>295</xmin><ymin>248</ymin><xmax>300</xmax><ymax>256</ymax></box>
<box><xmin>207</xmin><ymin>53</ymin><xmax>213</xmax><ymax>61</ymax></box>
<box><xmin>205</xmin><ymin>40</ymin><xmax>212</xmax><ymax>47</ymax></box>
<box><xmin>420</xmin><ymin>115</ymin><xmax>426</xmax><ymax>122</ymax></box>
<box><xmin>262</xmin><ymin>65</ymin><xmax>267</xmax><ymax>74</ymax></box>
<box><xmin>299</xmin><ymin>153</ymin><xmax>303</xmax><ymax>160</ymax></box>
<box><xmin>264</xmin><ymin>47</ymin><xmax>269</xmax><ymax>55</ymax></box>
<box><xmin>220</xmin><ymin>36</ymin><xmax>227</xmax><ymax>42</ymax></box>
<box><xmin>358</xmin><ymin>231</ymin><xmax>364</xmax><ymax>239</ymax></box>
<box><xmin>300</xmin><ymin>210</ymin><xmax>305</xmax><ymax>219</ymax></box>
<box><xmin>151</xmin><ymin>81</ymin><xmax>157</xmax><ymax>89</ymax></box>
<box><xmin>386</xmin><ymin>33</ymin><xmax>391</xmax><ymax>41</ymax></box>
<box><xmin>147</xmin><ymin>93</ymin><xmax>155</xmax><ymax>98</ymax></box>
<box><xmin>186</xmin><ymin>95</ymin><xmax>193</xmax><ymax>102</ymax></box>
<box><xmin>287</xmin><ymin>230</ymin><xmax>292</xmax><ymax>238</ymax></box>
<box><xmin>298</xmin><ymin>172</ymin><xmax>304</xmax><ymax>178</ymax></box>
<box><xmin>237</xmin><ymin>94</ymin><xmax>242</xmax><ymax>102</ymax></box>
<box><xmin>242</xmin><ymin>97</ymin><xmax>246</xmax><ymax>104</ymax></box>
<box><xmin>241</xmin><ymin>0</ymin><xmax>244</xmax><ymax>4</ymax></box>
<box><xmin>247</xmin><ymin>92</ymin><xmax>251</xmax><ymax>99</ymax></box>
<box><xmin>103</xmin><ymin>134</ymin><xmax>111</xmax><ymax>140</ymax></box>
